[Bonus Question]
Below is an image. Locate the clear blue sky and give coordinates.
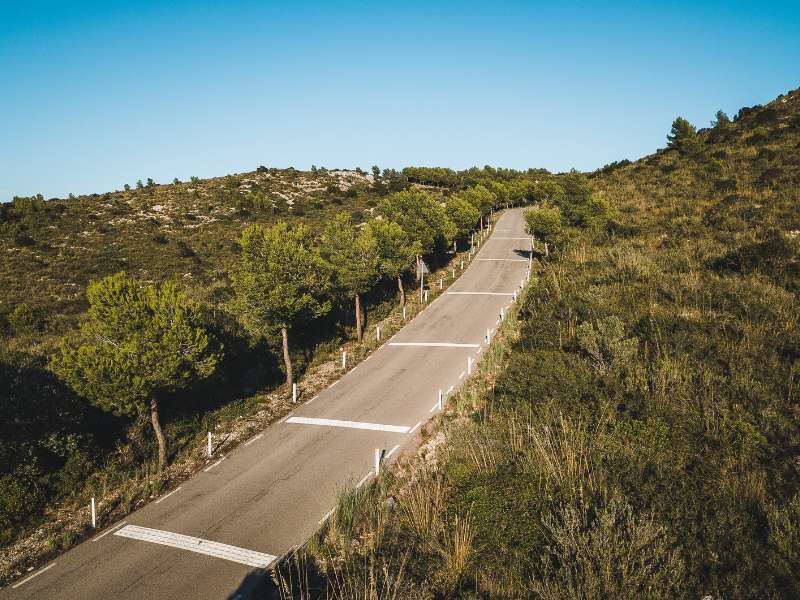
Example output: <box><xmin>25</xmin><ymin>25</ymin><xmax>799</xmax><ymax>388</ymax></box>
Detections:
<box><xmin>1</xmin><ymin>0</ymin><xmax>798</xmax><ymax>200</ymax></box>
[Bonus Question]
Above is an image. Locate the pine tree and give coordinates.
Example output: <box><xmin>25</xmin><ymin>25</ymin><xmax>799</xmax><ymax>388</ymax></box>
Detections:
<box><xmin>320</xmin><ymin>214</ymin><xmax>379</xmax><ymax>342</ymax></box>
<box><xmin>667</xmin><ymin>117</ymin><xmax>701</xmax><ymax>155</ymax></box>
<box><xmin>51</xmin><ymin>273</ymin><xmax>221</xmax><ymax>469</ymax></box>
<box><xmin>366</xmin><ymin>219</ymin><xmax>421</xmax><ymax>308</ymax></box>
<box><xmin>233</xmin><ymin>222</ymin><xmax>331</xmax><ymax>390</ymax></box>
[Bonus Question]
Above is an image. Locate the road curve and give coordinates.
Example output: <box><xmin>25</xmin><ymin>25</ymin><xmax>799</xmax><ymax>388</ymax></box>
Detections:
<box><xmin>2</xmin><ymin>208</ymin><xmax>532</xmax><ymax>600</ymax></box>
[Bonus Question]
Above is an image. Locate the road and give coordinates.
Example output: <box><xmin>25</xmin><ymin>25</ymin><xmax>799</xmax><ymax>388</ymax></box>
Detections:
<box><xmin>3</xmin><ymin>208</ymin><xmax>532</xmax><ymax>600</ymax></box>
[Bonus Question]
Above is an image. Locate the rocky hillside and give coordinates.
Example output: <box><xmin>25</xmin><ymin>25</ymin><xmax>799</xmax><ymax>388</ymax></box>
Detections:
<box><xmin>0</xmin><ymin>167</ymin><xmax>393</xmax><ymax>332</ymax></box>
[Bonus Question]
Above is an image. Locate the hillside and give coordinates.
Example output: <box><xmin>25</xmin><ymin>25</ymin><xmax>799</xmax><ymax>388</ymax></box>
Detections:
<box><xmin>292</xmin><ymin>88</ymin><xmax>800</xmax><ymax>598</ymax></box>
<box><xmin>0</xmin><ymin>159</ymin><xmax>534</xmax><ymax>583</ymax></box>
<box><xmin>0</xmin><ymin>167</ymin><xmax>389</xmax><ymax>323</ymax></box>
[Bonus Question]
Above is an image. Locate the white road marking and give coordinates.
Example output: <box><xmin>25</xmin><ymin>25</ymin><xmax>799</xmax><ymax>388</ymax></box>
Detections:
<box><xmin>91</xmin><ymin>520</ymin><xmax>128</xmax><ymax>542</ymax></box>
<box><xmin>114</xmin><ymin>525</ymin><xmax>276</xmax><ymax>568</ymax></box>
<box><xmin>475</xmin><ymin>258</ymin><xmax>529</xmax><ymax>262</ymax></box>
<box><xmin>285</xmin><ymin>416</ymin><xmax>411</xmax><ymax>433</ymax></box>
<box><xmin>386</xmin><ymin>444</ymin><xmax>400</xmax><ymax>458</ymax></box>
<box><xmin>243</xmin><ymin>433</ymin><xmax>263</xmax><ymax>447</ymax></box>
<box><xmin>307</xmin><ymin>395</ymin><xmax>319</xmax><ymax>404</ymax></box>
<box><xmin>458</xmin><ymin>371</ymin><xmax>465</xmax><ymax>379</ymax></box>
<box><xmin>204</xmin><ymin>457</ymin><xmax>225</xmax><ymax>472</ymax></box>
<box><xmin>11</xmin><ymin>563</ymin><xmax>56</xmax><ymax>588</ymax></box>
<box><xmin>388</xmin><ymin>342</ymin><xmax>480</xmax><ymax>348</ymax></box>
<box><xmin>446</xmin><ymin>385</ymin><xmax>454</xmax><ymax>394</ymax></box>
<box><xmin>330</xmin><ymin>380</ymin><xmax>339</xmax><ymax>388</ymax></box>
<box><xmin>318</xmin><ymin>508</ymin><xmax>335</xmax><ymax>525</ymax></box>
<box><xmin>409</xmin><ymin>421</ymin><xmax>422</xmax><ymax>434</ymax></box>
<box><xmin>356</xmin><ymin>472</ymin><xmax>372</xmax><ymax>488</ymax></box>
<box><xmin>477</xmin><ymin>347</ymin><xmax>483</xmax><ymax>354</ymax></box>
<box><xmin>447</xmin><ymin>291</ymin><xmax>515</xmax><ymax>296</ymax></box>
<box><xmin>429</xmin><ymin>403</ymin><xmax>438</xmax><ymax>412</ymax></box>
<box><xmin>154</xmin><ymin>486</ymin><xmax>182</xmax><ymax>504</ymax></box>
<box><xmin>281</xmin><ymin>413</ymin><xmax>294</xmax><ymax>423</ymax></box>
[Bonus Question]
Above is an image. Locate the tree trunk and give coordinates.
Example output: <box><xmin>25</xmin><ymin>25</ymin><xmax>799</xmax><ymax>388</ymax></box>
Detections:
<box><xmin>355</xmin><ymin>292</ymin><xmax>363</xmax><ymax>342</ymax></box>
<box><xmin>281</xmin><ymin>326</ymin><xmax>293</xmax><ymax>389</ymax></box>
<box><xmin>150</xmin><ymin>398</ymin><xmax>168</xmax><ymax>469</ymax></box>
<box><xmin>397</xmin><ymin>276</ymin><xmax>405</xmax><ymax>307</ymax></box>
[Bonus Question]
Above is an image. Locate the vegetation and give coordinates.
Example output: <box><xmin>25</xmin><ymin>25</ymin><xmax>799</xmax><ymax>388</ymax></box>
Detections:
<box><xmin>320</xmin><ymin>214</ymin><xmax>380</xmax><ymax>343</ymax></box>
<box><xmin>3</xmin><ymin>82</ymin><xmax>799</xmax><ymax>597</ymax></box>
<box><xmin>287</xmin><ymin>87</ymin><xmax>800</xmax><ymax>599</ymax></box>
<box><xmin>51</xmin><ymin>273</ymin><xmax>220</xmax><ymax>468</ymax></box>
<box><xmin>0</xmin><ymin>162</ymin><xmax>513</xmax><ymax>581</ymax></box>
<box><xmin>365</xmin><ymin>220</ymin><xmax>421</xmax><ymax>308</ymax></box>
<box><xmin>232</xmin><ymin>222</ymin><xmax>331</xmax><ymax>389</ymax></box>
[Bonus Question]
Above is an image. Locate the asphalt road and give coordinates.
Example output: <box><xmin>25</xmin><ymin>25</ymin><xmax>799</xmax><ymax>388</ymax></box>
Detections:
<box><xmin>2</xmin><ymin>208</ymin><xmax>532</xmax><ymax>600</ymax></box>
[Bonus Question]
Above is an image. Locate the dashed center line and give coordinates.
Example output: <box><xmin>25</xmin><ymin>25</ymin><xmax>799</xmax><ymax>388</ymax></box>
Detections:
<box><xmin>285</xmin><ymin>416</ymin><xmax>411</xmax><ymax>433</ymax></box>
<box><xmin>114</xmin><ymin>525</ymin><xmax>276</xmax><ymax>568</ymax></box>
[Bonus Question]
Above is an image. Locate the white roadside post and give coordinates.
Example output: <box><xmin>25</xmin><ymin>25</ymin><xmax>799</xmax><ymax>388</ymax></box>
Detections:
<box><xmin>341</xmin><ymin>350</ymin><xmax>347</xmax><ymax>370</ymax></box>
<box><xmin>438</xmin><ymin>389</ymin><xmax>443</xmax><ymax>411</ymax></box>
<box><xmin>90</xmin><ymin>497</ymin><xmax>96</xmax><ymax>529</ymax></box>
<box><xmin>402</xmin><ymin>306</ymin><xmax>406</xmax><ymax>320</ymax></box>
<box><xmin>467</xmin><ymin>355</ymin><xmax>473</xmax><ymax>375</ymax></box>
<box><xmin>424</xmin><ymin>289</ymin><xmax>428</xmax><ymax>302</ymax></box>
<box><xmin>374</xmin><ymin>448</ymin><xmax>382</xmax><ymax>475</ymax></box>
<box><xmin>376</xmin><ymin>326</ymin><xmax>381</xmax><ymax>341</ymax></box>
<box><xmin>485</xmin><ymin>328</ymin><xmax>490</xmax><ymax>344</ymax></box>
<box><xmin>292</xmin><ymin>383</ymin><xmax>297</xmax><ymax>403</ymax></box>
<box><xmin>439</xmin><ymin>278</ymin><xmax>442</xmax><ymax>290</ymax></box>
<box><xmin>500</xmin><ymin>306</ymin><xmax>504</xmax><ymax>320</ymax></box>
<box><xmin>520</xmin><ymin>279</ymin><xmax>524</xmax><ymax>289</ymax></box>
<box><xmin>207</xmin><ymin>432</ymin><xmax>212</xmax><ymax>457</ymax></box>
<box><xmin>452</xmin><ymin>268</ymin><xmax>455</xmax><ymax>278</ymax></box>
<box><xmin>460</xmin><ymin>260</ymin><xmax>464</xmax><ymax>270</ymax></box>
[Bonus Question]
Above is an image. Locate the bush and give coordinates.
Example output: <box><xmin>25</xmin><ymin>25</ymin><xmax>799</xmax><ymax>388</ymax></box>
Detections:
<box><xmin>8</xmin><ymin>303</ymin><xmax>43</xmax><ymax>334</ymax></box>
<box><xmin>576</xmin><ymin>317</ymin><xmax>638</xmax><ymax>375</ymax></box>
<box><xmin>524</xmin><ymin>206</ymin><xmax>562</xmax><ymax>245</ymax></box>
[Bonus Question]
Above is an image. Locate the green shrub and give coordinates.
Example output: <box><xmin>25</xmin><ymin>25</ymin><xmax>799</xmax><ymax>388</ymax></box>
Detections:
<box><xmin>8</xmin><ymin>303</ymin><xmax>43</xmax><ymax>334</ymax></box>
<box><xmin>576</xmin><ymin>317</ymin><xmax>638</xmax><ymax>374</ymax></box>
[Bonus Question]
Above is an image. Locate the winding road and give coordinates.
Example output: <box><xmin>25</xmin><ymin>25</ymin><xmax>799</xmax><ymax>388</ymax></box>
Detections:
<box><xmin>2</xmin><ymin>208</ymin><xmax>532</xmax><ymax>600</ymax></box>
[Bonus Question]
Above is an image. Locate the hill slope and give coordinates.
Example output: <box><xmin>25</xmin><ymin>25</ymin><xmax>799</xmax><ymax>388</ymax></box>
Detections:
<box><xmin>296</xmin><ymin>87</ymin><xmax>800</xmax><ymax>598</ymax></box>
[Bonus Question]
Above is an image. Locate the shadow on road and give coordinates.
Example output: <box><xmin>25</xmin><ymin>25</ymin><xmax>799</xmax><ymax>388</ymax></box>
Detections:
<box><xmin>226</xmin><ymin>569</ymin><xmax>280</xmax><ymax>600</ymax></box>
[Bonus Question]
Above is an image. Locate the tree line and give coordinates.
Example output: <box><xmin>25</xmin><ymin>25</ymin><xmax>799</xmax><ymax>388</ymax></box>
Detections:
<box><xmin>49</xmin><ymin>185</ymin><xmax>515</xmax><ymax>470</ymax></box>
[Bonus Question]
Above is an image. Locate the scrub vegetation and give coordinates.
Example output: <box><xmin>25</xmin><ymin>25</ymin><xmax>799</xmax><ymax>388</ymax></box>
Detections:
<box><xmin>2</xmin><ymin>85</ymin><xmax>798</xmax><ymax>595</ymax></box>
<box><xmin>1</xmin><ymin>160</ymin><xmax>544</xmax><ymax>583</ymax></box>
<box><xmin>279</xmin><ymin>87</ymin><xmax>800</xmax><ymax>598</ymax></box>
